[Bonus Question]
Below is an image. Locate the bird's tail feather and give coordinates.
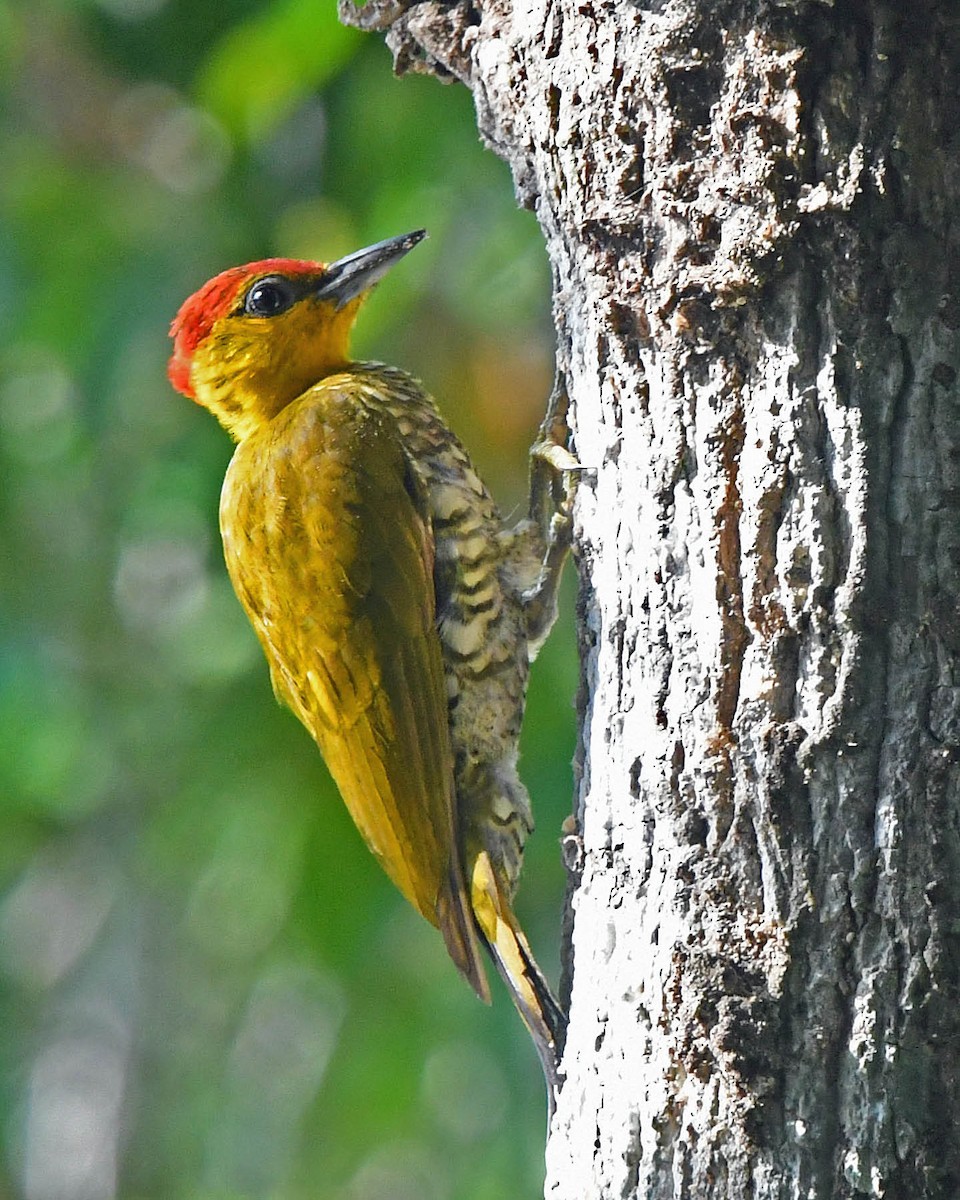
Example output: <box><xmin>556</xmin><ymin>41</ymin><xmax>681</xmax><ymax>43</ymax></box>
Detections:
<box><xmin>469</xmin><ymin>849</ymin><xmax>566</xmax><ymax>1122</ymax></box>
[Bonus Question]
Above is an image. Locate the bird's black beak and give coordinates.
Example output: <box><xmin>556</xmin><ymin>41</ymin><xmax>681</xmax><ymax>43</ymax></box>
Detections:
<box><xmin>315</xmin><ymin>230</ymin><xmax>427</xmax><ymax>310</ymax></box>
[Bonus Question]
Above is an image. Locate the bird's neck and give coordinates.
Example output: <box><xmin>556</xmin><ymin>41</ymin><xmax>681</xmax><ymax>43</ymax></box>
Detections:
<box><xmin>192</xmin><ymin>333</ymin><xmax>354</xmax><ymax>442</ymax></box>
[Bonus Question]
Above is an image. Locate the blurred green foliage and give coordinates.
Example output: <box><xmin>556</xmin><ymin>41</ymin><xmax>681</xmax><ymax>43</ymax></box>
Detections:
<box><xmin>0</xmin><ymin>2</ymin><xmax>576</xmax><ymax>1198</ymax></box>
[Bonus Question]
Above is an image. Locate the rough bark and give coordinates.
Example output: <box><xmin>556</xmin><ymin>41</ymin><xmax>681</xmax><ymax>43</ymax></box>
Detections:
<box><xmin>341</xmin><ymin>2</ymin><xmax>960</xmax><ymax>1196</ymax></box>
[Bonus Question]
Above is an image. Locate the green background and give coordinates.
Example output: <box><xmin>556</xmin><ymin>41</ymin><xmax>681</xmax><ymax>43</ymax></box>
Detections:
<box><xmin>0</xmin><ymin>2</ymin><xmax>577</xmax><ymax>1197</ymax></box>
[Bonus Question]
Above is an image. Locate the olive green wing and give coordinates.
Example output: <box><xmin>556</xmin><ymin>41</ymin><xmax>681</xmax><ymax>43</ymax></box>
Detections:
<box><xmin>220</xmin><ymin>383</ymin><xmax>488</xmax><ymax>1000</ymax></box>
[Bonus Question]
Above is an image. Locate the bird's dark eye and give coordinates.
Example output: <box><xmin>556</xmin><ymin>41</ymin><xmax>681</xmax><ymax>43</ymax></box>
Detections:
<box><xmin>244</xmin><ymin>276</ymin><xmax>298</xmax><ymax>318</ymax></box>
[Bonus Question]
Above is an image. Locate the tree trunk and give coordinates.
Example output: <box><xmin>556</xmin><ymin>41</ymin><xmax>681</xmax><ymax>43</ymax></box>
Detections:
<box><xmin>341</xmin><ymin>2</ymin><xmax>960</xmax><ymax>1196</ymax></box>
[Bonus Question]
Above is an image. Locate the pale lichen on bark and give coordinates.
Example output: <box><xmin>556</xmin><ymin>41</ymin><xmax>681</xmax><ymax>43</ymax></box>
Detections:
<box><xmin>342</xmin><ymin>1</ymin><xmax>960</xmax><ymax>1196</ymax></box>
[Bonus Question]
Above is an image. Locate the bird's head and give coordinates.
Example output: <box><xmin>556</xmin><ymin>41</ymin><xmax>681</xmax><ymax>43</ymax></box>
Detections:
<box><xmin>168</xmin><ymin>229</ymin><xmax>426</xmax><ymax>441</ymax></box>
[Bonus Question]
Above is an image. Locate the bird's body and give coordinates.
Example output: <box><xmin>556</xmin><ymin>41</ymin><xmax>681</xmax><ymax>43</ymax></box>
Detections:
<box><xmin>168</xmin><ymin>232</ymin><xmax>572</xmax><ymax>1109</ymax></box>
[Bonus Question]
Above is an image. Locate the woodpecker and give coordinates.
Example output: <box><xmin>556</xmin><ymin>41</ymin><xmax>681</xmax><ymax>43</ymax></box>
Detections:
<box><xmin>168</xmin><ymin>230</ymin><xmax>574</xmax><ymax>1112</ymax></box>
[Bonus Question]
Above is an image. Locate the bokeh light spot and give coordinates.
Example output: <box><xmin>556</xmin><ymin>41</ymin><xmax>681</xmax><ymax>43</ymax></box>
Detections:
<box><xmin>113</xmin><ymin>536</ymin><xmax>209</xmax><ymax>634</ymax></box>
<box><xmin>23</xmin><ymin>1035</ymin><xmax>127</xmax><ymax>1200</ymax></box>
<box><xmin>0</xmin><ymin>353</ymin><xmax>80</xmax><ymax>465</ymax></box>
<box><xmin>185</xmin><ymin>792</ymin><xmax>306</xmax><ymax>961</ymax></box>
<box><xmin>204</xmin><ymin>963</ymin><xmax>344</xmax><ymax>1192</ymax></box>
<box><xmin>349</xmin><ymin>1141</ymin><xmax>449</xmax><ymax>1200</ymax></box>
<box><xmin>112</xmin><ymin>84</ymin><xmax>230</xmax><ymax>195</ymax></box>
<box><xmin>422</xmin><ymin>1040</ymin><xmax>508</xmax><ymax>1142</ymax></box>
<box><xmin>0</xmin><ymin>845</ymin><xmax>118</xmax><ymax>989</ymax></box>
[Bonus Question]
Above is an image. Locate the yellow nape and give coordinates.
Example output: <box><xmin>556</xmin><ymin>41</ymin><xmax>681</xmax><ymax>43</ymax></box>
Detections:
<box><xmin>190</xmin><ymin>294</ymin><xmax>365</xmax><ymax>442</ymax></box>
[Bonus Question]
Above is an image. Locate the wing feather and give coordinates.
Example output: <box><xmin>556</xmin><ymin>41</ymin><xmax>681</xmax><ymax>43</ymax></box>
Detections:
<box><xmin>220</xmin><ymin>381</ymin><xmax>487</xmax><ymax>996</ymax></box>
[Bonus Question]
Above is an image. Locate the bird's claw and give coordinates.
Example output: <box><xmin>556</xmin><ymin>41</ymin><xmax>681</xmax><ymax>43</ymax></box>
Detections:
<box><xmin>530</xmin><ymin>439</ymin><xmax>582</xmax><ymax>474</ymax></box>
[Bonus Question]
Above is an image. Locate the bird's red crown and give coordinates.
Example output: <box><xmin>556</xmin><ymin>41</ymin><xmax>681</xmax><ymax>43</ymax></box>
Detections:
<box><xmin>168</xmin><ymin>258</ymin><xmax>322</xmax><ymax>397</ymax></box>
